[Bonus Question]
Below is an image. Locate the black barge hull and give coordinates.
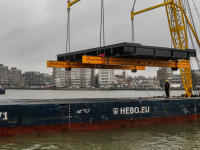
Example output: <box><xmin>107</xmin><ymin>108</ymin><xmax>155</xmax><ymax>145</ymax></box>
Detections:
<box><xmin>0</xmin><ymin>97</ymin><xmax>200</xmax><ymax>136</ymax></box>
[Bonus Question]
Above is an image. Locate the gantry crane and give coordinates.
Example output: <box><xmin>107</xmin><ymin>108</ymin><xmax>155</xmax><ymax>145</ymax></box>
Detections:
<box><xmin>47</xmin><ymin>0</ymin><xmax>200</xmax><ymax>97</ymax></box>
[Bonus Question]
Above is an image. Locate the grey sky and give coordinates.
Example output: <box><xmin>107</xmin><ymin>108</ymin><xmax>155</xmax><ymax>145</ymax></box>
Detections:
<box><xmin>0</xmin><ymin>0</ymin><xmax>200</xmax><ymax>77</ymax></box>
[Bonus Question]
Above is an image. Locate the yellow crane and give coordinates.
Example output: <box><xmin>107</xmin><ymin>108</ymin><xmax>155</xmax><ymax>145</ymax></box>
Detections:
<box><xmin>131</xmin><ymin>0</ymin><xmax>200</xmax><ymax>97</ymax></box>
<box><xmin>47</xmin><ymin>0</ymin><xmax>200</xmax><ymax>97</ymax></box>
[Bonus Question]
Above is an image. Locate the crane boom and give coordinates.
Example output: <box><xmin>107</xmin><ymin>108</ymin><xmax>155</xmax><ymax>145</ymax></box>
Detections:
<box><xmin>164</xmin><ymin>0</ymin><xmax>192</xmax><ymax>96</ymax></box>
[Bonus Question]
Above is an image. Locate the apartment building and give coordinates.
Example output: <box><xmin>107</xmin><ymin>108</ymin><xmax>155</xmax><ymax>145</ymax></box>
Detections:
<box><xmin>71</xmin><ymin>68</ymin><xmax>94</xmax><ymax>88</ymax></box>
<box><xmin>98</xmin><ymin>69</ymin><xmax>116</xmax><ymax>88</ymax></box>
<box><xmin>53</xmin><ymin>68</ymin><xmax>70</xmax><ymax>87</ymax></box>
<box><xmin>21</xmin><ymin>74</ymin><xmax>26</xmax><ymax>86</ymax></box>
<box><xmin>8</xmin><ymin>67</ymin><xmax>21</xmax><ymax>86</ymax></box>
<box><xmin>53</xmin><ymin>68</ymin><xmax>95</xmax><ymax>88</ymax></box>
<box><xmin>42</xmin><ymin>73</ymin><xmax>53</xmax><ymax>86</ymax></box>
<box><xmin>25</xmin><ymin>71</ymin><xmax>44</xmax><ymax>86</ymax></box>
<box><xmin>0</xmin><ymin>64</ymin><xmax>8</xmax><ymax>85</ymax></box>
<box><xmin>115</xmin><ymin>71</ymin><xmax>126</xmax><ymax>87</ymax></box>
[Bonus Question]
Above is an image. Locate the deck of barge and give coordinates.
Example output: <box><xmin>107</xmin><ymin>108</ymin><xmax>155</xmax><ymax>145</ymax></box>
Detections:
<box><xmin>0</xmin><ymin>97</ymin><xmax>198</xmax><ymax>105</ymax></box>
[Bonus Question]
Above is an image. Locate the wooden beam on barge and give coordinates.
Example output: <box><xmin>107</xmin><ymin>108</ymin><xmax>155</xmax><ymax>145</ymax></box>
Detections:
<box><xmin>47</xmin><ymin>61</ymin><xmax>145</xmax><ymax>70</ymax></box>
<box><xmin>82</xmin><ymin>56</ymin><xmax>190</xmax><ymax>68</ymax></box>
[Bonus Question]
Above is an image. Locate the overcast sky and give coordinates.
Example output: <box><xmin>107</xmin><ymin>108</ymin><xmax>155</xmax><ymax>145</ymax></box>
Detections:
<box><xmin>0</xmin><ymin>0</ymin><xmax>200</xmax><ymax>77</ymax></box>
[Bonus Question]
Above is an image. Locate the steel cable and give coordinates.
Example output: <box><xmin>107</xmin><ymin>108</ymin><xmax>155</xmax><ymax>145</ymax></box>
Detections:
<box><xmin>66</xmin><ymin>7</ymin><xmax>71</xmax><ymax>60</ymax></box>
<box><xmin>185</xmin><ymin>0</ymin><xmax>200</xmax><ymax>94</ymax></box>
<box><xmin>131</xmin><ymin>0</ymin><xmax>136</xmax><ymax>43</ymax></box>
<box><xmin>103</xmin><ymin>0</ymin><xmax>105</xmax><ymax>54</ymax></box>
<box><xmin>131</xmin><ymin>20</ymin><xmax>134</xmax><ymax>43</ymax></box>
<box><xmin>100</xmin><ymin>0</ymin><xmax>105</xmax><ymax>54</ymax></box>
<box><xmin>186</xmin><ymin>0</ymin><xmax>200</xmax><ymax>56</ymax></box>
<box><xmin>186</xmin><ymin>0</ymin><xmax>199</xmax><ymax>43</ymax></box>
<box><xmin>191</xmin><ymin>0</ymin><xmax>200</xmax><ymax>23</ymax></box>
<box><xmin>182</xmin><ymin>0</ymin><xmax>200</xmax><ymax>94</ymax></box>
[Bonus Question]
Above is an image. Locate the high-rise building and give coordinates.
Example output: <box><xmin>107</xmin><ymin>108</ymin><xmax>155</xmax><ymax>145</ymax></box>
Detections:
<box><xmin>53</xmin><ymin>68</ymin><xmax>95</xmax><ymax>88</ymax></box>
<box><xmin>8</xmin><ymin>67</ymin><xmax>21</xmax><ymax>86</ymax></box>
<box><xmin>53</xmin><ymin>68</ymin><xmax>71</xmax><ymax>87</ymax></box>
<box><xmin>98</xmin><ymin>69</ymin><xmax>116</xmax><ymax>88</ymax></box>
<box><xmin>25</xmin><ymin>71</ymin><xmax>44</xmax><ymax>86</ymax></box>
<box><xmin>71</xmin><ymin>68</ymin><xmax>95</xmax><ymax>88</ymax></box>
<box><xmin>42</xmin><ymin>73</ymin><xmax>53</xmax><ymax>86</ymax></box>
<box><xmin>0</xmin><ymin>64</ymin><xmax>8</xmax><ymax>85</ymax></box>
<box><xmin>21</xmin><ymin>74</ymin><xmax>26</xmax><ymax>86</ymax></box>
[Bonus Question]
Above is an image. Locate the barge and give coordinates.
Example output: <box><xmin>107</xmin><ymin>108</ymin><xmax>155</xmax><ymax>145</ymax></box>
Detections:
<box><xmin>0</xmin><ymin>97</ymin><xmax>200</xmax><ymax>136</ymax></box>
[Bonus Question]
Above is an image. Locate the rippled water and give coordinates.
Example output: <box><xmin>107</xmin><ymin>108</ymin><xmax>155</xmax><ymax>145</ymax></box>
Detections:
<box><xmin>0</xmin><ymin>90</ymin><xmax>200</xmax><ymax>150</ymax></box>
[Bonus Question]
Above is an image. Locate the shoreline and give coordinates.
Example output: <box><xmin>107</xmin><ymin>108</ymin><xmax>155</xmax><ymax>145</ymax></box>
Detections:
<box><xmin>5</xmin><ymin>88</ymin><xmax>185</xmax><ymax>91</ymax></box>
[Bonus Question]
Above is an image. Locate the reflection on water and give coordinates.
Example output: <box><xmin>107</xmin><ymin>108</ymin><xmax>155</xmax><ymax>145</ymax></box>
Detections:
<box><xmin>0</xmin><ymin>90</ymin><xmax>199</xmax><ymax>149</ymax></box>
<box><xmin>0</xmin><ymin>122</ymin><xmax>200</xmax><ymax>150</ymax></box>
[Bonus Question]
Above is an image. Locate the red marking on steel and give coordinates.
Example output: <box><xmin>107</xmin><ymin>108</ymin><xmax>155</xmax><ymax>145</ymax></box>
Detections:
<box><xmin>98</xmin><ymin>54</ymin><xmax>105</xmax><ymax>56</ymax></box>
<box><xmin>0</xmin><ymin>114</ymin><xmax>198</xmax><ymax>136</ymax></box>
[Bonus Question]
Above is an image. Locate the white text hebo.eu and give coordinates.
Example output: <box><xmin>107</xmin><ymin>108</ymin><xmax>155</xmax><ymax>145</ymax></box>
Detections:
<box><xmin>113</xmin><ymin>107</ymin><xmax>150</xmax><ymax>115</ymax></box>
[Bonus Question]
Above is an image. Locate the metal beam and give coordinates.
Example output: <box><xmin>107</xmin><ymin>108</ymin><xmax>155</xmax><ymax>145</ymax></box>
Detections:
<box><xmin>68</xmin><ymin>0</ymin><xmax>81</xmax><ymax>10</ymax></box>
<box><xmin>82</xmin><ymin>56</ymin><xmax>190</xmax><ymax>68</ymax></box>
<box><xmin>131</xmin><ymin>0</ymin><xmax>173</xmax><ymax>19</ymax></box>
<box><xmin>47</xmin><ymin>61</ymin><xmax>145</xmax><ymax>70</ymax></box>
<box><xmin>57</xmin><ymin>42</ymin><xmax>196</xmax><ymax>62</ymax></box>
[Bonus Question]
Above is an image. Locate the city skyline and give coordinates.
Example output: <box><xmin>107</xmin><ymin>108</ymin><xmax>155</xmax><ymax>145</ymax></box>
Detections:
<box><xmin>1</xmin><ymin>62</ymin><xmax>199</xmax><ymax>78</ymax></box>
<box><xmin>1</xmin><ymin>0</ymin><xmax>199</xmax><ymax>77</ymax></box>
<box><xmin>0</xmin><ymin>63</ymin><xmax>53</xmax><ymax>75</ymax></box>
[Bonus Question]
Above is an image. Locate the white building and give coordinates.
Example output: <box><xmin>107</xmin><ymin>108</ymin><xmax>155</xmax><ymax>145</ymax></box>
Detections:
<box><xmin>53</xmin><ymin>68</ymin><xmax>94</xmax><ymax>88</ymax></box>
<box><xmin>53</xmin><ymin>68</ymin><xmax>70</xmax><ymax>87</ymax></box>
<box><xmin>98</xmin><ymin>69</ymin><xmax>116</xmax><ymax>88</ymax></box>
<box><xmin>71</xmin><ymin>68</ymin><xmax>94</xmax><ymax>88</ymax></box>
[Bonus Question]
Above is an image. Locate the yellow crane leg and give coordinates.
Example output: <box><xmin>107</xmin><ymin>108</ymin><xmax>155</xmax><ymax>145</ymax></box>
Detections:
<box><xmin>82</xmin><ymin>56</ymin><xmax>190</xmax><ymax>68</ymax></box>
<box><xmin>47</xmin><ymin>61</ymin><xmax>145</xmax><ymax>70</ymax></box>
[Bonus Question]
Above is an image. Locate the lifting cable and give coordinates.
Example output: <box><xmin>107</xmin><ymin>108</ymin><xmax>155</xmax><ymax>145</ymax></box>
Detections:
<box><xmin>186</xmin><ymin>0</ymin><xmax>200</xmax><ymax>58</ymax></box>
<box><xmin>66</xmin><ymin>1</ymin><xmax>71</xmax><ymax>61</ymax></box>
<box><xmin>100</xmin><ymin>0</ymin><xmax>105</xmax><ymax>55</ymax></box>
<box><xmin>186</xmin><ymin>0</ymin><xmax>198</xmax><ymax>93</ymax></box>
<box><xmin>186</xmin><ymin>0</ymin><xmax>200</xmax><ymax>50</ymax></box>
<box><xmin>185</xmin><ymin>0</ymin><xmax>198</xmax><ymax>39</ymax></box>
<box><xmin>184</xmin><ymin>0</ymin><xmax>200</xmax><ymax>94</ymax></box>
<box><xmin>191</xmin><ymin>0</ymin><xmax>200</xmax><ymax>23</ymax></box>
<box><xmin>131</xmin><ymin>0</ymin><xmax>136</xmax><ymax>43</ymax></box>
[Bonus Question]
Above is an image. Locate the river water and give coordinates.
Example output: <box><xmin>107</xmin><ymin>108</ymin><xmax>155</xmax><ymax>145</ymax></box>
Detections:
<box><xmin>0</xmin><ymin>90</ymin><xmax>200</xmax><ymax>150</ymax></box>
